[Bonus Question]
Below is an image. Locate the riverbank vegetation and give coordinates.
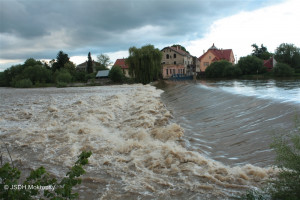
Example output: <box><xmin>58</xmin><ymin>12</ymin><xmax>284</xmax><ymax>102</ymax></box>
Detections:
<box><xmin>0</xmin><ymin>51</ymin><xmax>111</xmax><ymax>88</ymax></box>
<box><xmin>0</xmin><ymin>150</ymin><xmax>92</xmax><ymax>199</ymax></box>
<box><xmin>240</xmin><ymin>120</ymin><xmax>300</xmax><ymax>200</ymax></box>
<box><xmin>204</xmin><ymin>43</ymin><xmax>300</xmax><ymax>79</ymax></box>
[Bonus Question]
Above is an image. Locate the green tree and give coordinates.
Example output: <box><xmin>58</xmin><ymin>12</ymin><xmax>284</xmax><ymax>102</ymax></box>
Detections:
<box><xmin>0</xmin><ymin>72</ymin><xmax>5</xmax><ymax>86</ymax></box>
<box><xmin>2</xmin><ymin>58</ymin><xmax>50</xmax><ymax>87</ymax></box>
<box><xmin>275</xmin><ymin>43</ymin><xmax>300</xmax><ymax>71</ymax></box>
<box><xmin>109</xmin><ymin>65</ymin><xmax>124</xmax><ymax>83</ymax></box>
<box><xmin>223</xmin><ymin>65</ymin><xmax>242</xmax><ymax>78</ymax></box>
<box><xmin>237</xmin><ymin>55</ymin><xmax>266</xmax><ymax>75</ymax></box>
<box><xmin>14</xmin><ymin>79</ymin><xmax>33</xmax><ymax>88</ymax></box>
<box><xmin>23</xmin><ymin>65</ymin><xmax>52</xmax><ymax>84</ymax></box>
<box><xmin>2</xmin><ymin>64</ymin><xmax>24</xmax><ymax>86</ymax></box>
<box><xmin>87</xmin><ymin>52</ymin><xmax>93</xmax><ymax>74</ymax></box>
<box><xmin>205</xmin><ymin>60</ymin><xmax>237</xmax><ymax>78</ymax></box>
<box><xmin>23</xmin><ymin>58</ymin><xmax>43</xmax><ymax>67</ymax></box>
<box><xmin>171</xmin><ymin>44</ymin><xmax>190</xmax><ymax>54</ymax></box>
<box><xmin>272</xmin><ymin>63</ymin><xmax>295</xmax><ymax>77</ymax></box>
<box><xmin>126</xmin><ymin>44</ymin><xmax>162</xmax><ymax>84</ymax></box>
<box><xmin>52</xmin><ymin>51</ymin><xmax>70</xmax><ymax>72</ymax></box>
<box><xmin>251</xmin><ymin>43</ymin><xmax>272</xmax><ymax>60</ymax></box>
<box><xmin>97</xmin><ymin>54</ymin><xmax>111</xmax><ymax>70</ymax></box>
<box><xmin>55</xmin><ymin>70</ymin><xmax>72</xmax><ymax>86</ymax></box>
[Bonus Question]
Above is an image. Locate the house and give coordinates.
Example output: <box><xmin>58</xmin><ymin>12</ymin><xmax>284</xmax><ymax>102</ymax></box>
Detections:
<box><xmin>113</xmin><ymin>58</ymin><xmax>130</xmax><ymax>77</ymax></box>
<box><xmin>76</xmin><ymin>60</ymin><xmax>100</xmax><ymax>72</ymax></box>
<box><xmin>263</xmin><ymin>56</ymin><xmax>277</xmax><ymax>71</ymax></box>
<box><xmin>198</xmin><ymin>43</ymin><xmax>235</xmax><ymax>72</ymax></box>
<box><xmin>161</xmin><ymin>46</ymin><xmax>194</xmax><ymax>79</ymax></box>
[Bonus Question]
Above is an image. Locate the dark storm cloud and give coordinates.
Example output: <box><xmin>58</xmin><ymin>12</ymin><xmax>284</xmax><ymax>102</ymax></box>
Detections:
<box><xmin>0</xmin><ymin>0</ymin><xmax>282</xmax><ymax>61</ymax></box>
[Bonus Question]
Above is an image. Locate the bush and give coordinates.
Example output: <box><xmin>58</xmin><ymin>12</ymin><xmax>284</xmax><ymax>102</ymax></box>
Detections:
<box><xmin>0</xmin><ymin>151</ymin><xmax>92</xmax><ymax>199</ymax></box>
<box><xmin>223</xmin><ymin>65</ymin><xmax>242</xmax><ymax>77</ymax></box>
<box><xmin>239</xmin><ymin>120</ymin><xmax>300</xmax><ymax>200</ymax></box>
<box><xmin>205</xmin><ymin>60</ymin><xmax>234</xmax><ymax>78</ymax></box>
<box><xmin>109</xmin><ymin>66</ymin><xmax>124</xmax><ymax>82</ymax></box>
<box><xmin>237</xmin><ymin>56</ymin><xmax>266</xmax><ymax>75</ymax></box>
<box><xmin>14</xmin><ymin>79</ymin><xmax>33</xmax><ymax>88</ymax></box>
<box><xmin>55</xmin><ymin>71</ymin><xmax>72</xmax><ymax>84</ymax></box>
<box><xmin>272</xmin><ymin>63</ymin><xmax>295</xmax><ymax>77</ymax></box>
<box><xmin>269</xmin><ymin>123</ymin><xmax>300</xmax><ymax>200</ymax></box>
<box><xmin>56</xmin><ymin>81</ymin><xmax>68</xmax><ymax>88</ymax></box>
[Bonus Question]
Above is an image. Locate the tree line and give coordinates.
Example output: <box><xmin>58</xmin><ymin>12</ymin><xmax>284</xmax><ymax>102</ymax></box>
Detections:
<box><xmin>0</xmin><ymin>51</ymin><xmax>111</xmax><ymax>88</ymax></box>
<box><xmin>205</xmin><ymin>43</ymin><xmax>300</xmax><ymax>78</ymax></box>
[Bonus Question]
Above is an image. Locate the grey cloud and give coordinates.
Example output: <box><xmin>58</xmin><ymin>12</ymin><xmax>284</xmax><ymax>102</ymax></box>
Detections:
<box><xmin>0</xmin><ymin>0</ymin><xmax>283</xmax><ymax>61</ymax></box>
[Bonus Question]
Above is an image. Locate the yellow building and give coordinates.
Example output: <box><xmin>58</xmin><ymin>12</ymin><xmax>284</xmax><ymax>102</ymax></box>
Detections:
<box><xmin>198</xmin><ymin>44</ymin><xmax>235</xmax><ymax>72</ymax></box>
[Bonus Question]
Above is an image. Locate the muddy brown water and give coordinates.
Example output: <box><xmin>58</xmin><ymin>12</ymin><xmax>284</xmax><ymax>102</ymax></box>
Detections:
<box><xmin>0</xmin><ymin>80</ymin><xmax>299</xmax><ymax>199</ymax></box>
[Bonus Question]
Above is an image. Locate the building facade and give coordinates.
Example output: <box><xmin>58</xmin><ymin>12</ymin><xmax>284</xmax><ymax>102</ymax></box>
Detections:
<box><xmin>198</xmin><ymin>44</ymin><xmax>235</xmax><ymax>72</ymax></box>
<box><xmin>76</xmin><ymin>60</ymin><xmax>100</xmax><ymax>72</ymax></box>
<box><xmin>161</xmin><ymin>46</ymin><xmax>194</xmax><ymax>79</ymax></box>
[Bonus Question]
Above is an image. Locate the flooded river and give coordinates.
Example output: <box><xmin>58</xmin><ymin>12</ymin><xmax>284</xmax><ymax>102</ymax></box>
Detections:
<box><xmin>0</xmin><ymin>80</ymin><xmax>299</xmax><ymax>199</ymax></box>
<box><xmin>160</xmin><ymin>79</ymin><xmax>300</xmax><ymax>167</ymax></box>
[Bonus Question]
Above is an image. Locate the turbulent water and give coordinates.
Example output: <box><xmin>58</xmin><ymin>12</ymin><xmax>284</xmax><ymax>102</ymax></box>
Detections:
<box><xmin>0</xmin><ymin>81</ymin><xmax>298</xmax><ymax>199</ymax></box>
<box><xmin>160</xmin><ymin>79</ymin><xmax>300</xmax><ymax>167</ymax></box>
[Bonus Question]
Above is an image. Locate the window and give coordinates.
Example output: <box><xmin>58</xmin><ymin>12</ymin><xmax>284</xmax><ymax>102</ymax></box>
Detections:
<box><xmin>174</xmin><ymin>61</ymin><xmax>176</xmax><ymax>64</ymax></box>
<box><xmin>173</xmin><ymin>69</ymin><xmax>175</xmax><ymax>74</ymax></box>
<box><xmin>166</xmin><ymin>54</ymin><xmax>169</xmax><ymax>59</ymax></box>
<box><xmin>166</xmin><ymin>69</ymin><xmax>168</xmax><ymax>75</ymax></box>
<box><xmin>209</xmin><ymin>56</ymin><xmax>211</xmax><ymax>59</ymax></box>
<box><xmin>170</xmin><ymin>69</ymin><xmax>172</xmax><ymax>74</ymax></box>
<box><xmin>204</xmin><ymin>62</ymin><xmax>209</xmax><ymax>66</ymax></box>
<box><xmin>174</xmin><ymin>54</ymin><xmax>176</xmax><ymax>58</ymax></box>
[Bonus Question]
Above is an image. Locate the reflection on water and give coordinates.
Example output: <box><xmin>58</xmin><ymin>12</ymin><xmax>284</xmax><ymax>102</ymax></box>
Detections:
<box><xmin>160</xmin><ymin>79</ymin><xmax>300</xmax><ymax>167</ymax></box>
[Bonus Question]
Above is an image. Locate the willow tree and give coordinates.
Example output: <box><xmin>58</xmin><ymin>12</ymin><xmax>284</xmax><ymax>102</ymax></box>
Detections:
<box><xmin>126</xmin><ymin>44</ymin><xmax>162</xmax><ymax>84</ymax></box>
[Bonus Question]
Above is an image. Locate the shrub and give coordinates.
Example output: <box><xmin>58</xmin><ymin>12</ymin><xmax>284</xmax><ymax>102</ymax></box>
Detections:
<box><xmin>205</xmin><ymin>60</ymin><xmax>233</xmax><ymax>78</ymax></box>
<box><xmin>55</xmin><ymin>71</ymin><xmax>72</xmax><ymax>84</ymax></box>
<box><xmin>239</xmin><ymin>120</ymin><xmax>300</xmax><ymax>200</ymax></box>
<box><xmin>272</xmin><ymin>63</ymin><xmax>295</xmax><ymax>77</ymax></box>
<box><xmin>14</xmin><ymin>79</ymin><xmax>33</xmax><ymax>88</ymax></box>
<box><xmin>56</xmin><ymin>81</ymin><xmax>68</xmax><ymax>88</ymax></box>
<box><xmin>269</xmin><ymin>123</ymin><xmax>300</xmax><ymax>200</ymax></box>
<box><xmin>0</xmin><ymin>151</ymin><xmax>92</xmax><ymax>199</ymax></box>
<box><xmin>237</xmin><ymin>56</ymin><xmax>265</xmax><ymax>75</ymax></box>
<box><xmin>223</xmin><ymin>65</ymin><xmax>242</xmax><ymax>77</ymax></box>
<box><xmin>109</xmin><ymin>66</ymin><xmax>124</xmax><ymax>82</ymax></box>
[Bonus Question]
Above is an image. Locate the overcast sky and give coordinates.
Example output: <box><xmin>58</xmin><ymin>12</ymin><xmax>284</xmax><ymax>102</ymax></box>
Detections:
<box><xmin>1</xmin><ymin>0</ymin><xmax>299</xmax><ymax>71</ymax></box>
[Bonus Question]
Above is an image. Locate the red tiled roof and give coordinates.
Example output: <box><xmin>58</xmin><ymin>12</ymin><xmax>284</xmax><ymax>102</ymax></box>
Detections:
<box><xmin>114</xmin><ymin>58</ymin><xmax>129</xmax><ymax>69</ymax></box>
<box><xmin>263</xmin><ymin>57</ymin><xmax>273</xmax><ymax>71</ymax></box>
<box><xmin>199</xmin><ymin>49</ymin><xmax>233</xmax><ymax>62</ymax></box>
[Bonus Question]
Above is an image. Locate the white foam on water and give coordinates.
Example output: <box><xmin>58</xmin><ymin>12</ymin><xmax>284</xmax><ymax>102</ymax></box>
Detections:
<box><xmin>0</xmin><ymin>85</ymin><xmax>278</xmax><ymax>199</ymax></box>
